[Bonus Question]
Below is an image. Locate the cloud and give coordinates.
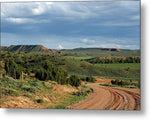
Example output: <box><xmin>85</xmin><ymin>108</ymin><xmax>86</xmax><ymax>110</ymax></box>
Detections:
<box><xmin>45</xmin><ymin>2</ymin><xmax>53</xmax><ymax>8</ymax></box>
<box><xmin>81</xmin><ymin>38</ymin><xmax>95</xmax><ymax>43</ymax></box>
<box><xmin>32</xmin><ymin>5</ymin><xmax>45</xmax><ymax>15</ymax></box>
<box><xmin>57</xmin><ymin>44</ymin><xmax>64</xmax><ymax>49</ymax></box>
<box><xmin>1</xmin><ymin>1</ymin><xmax>140</xmax><ymax>24</ymax></box>
<box><xmin>1</xmin><ymin>2</ymin><xmax>140</xmax><ymax>50</ymax></box>
<box><xmin>1</xmin><ymin>3</ymin><xmax>33</xmax><ymax>18</ymax></box>
<box><xmin>6</xmin><ymin>17</ymin><xmax>35</xmax><ymax>24</ymax></box>
<box><xmin>5</xmin><ymin>17</ymin><xmax>50</xmax><ymax>24</ymax></box>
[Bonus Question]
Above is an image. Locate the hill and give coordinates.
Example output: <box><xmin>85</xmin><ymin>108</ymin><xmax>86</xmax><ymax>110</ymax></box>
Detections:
<box><xmin>0</xmin><ymin>45</ymin><xmax>56</xmax><ymax>53</ymax></box>
<box><xmin>73</xmin><ymin>47</ymin><xmax>121</xmax><ymax>52</ymax></box>
<box><xmin>61</xmin><ymin>48</ymin><xmax>140</xmax><ymax>57</ymax></box>
<box><xmin>0</xmin><ymin>45</ymin><xmax>140</xmax><ymax>56</ymax></box>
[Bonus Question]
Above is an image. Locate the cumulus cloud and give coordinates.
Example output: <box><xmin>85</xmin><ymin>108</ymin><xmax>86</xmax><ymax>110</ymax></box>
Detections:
<box><xmin>32</xmin><ymin>5</ymin><xmax>45</xmax><ymax>15</ymax></box>
<box><xmin>57</xmin><ymin>44</ymin><xmax>64</xmax><ymax>49</ymax></box>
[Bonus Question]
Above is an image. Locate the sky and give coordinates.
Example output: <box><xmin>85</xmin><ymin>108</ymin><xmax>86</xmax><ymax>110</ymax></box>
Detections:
<box><xmin>1</xmin><ymin>1</ymin><xmax>140</xmax><ymax>49</ymax></box>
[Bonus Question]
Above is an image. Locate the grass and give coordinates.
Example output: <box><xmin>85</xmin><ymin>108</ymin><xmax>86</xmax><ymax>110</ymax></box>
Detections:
<box><xmin>0</xmin><ymin>50</ymin><xmax>140</xmax><ymax>81</ymax></box>
<box><xmin>62</xmin><ymin>48</ymin><xmax>140</xmax><ymax>57</ymax></box>
<box><xmin>47</xmin><ymin>93</ymin><xmax>86</xmax><ymax>109</ymax></box>
<box><xmin>1</xmin><ymin>76</ymin><xmax>92</xmax><ymax>108</ymax></box>
<box><xmin>62</xmin><ymin>59</ymin><xmax>140</xmax><ymax>80</ymax></box>
<box><xmin>1</xmin><ymin>77</ymin><xmax>55</xmax><ymax>108</ymax></box>
<box><xmin>94</xmin><ymin>63</ymin><xmax>140</xmax><ymax>70</ymax></box>
<box><xmin>99</xmin><ymin>79</ymin><xmax>140</xmax><ymax>89</ymax></box>
<box><xmin>47</xmin><ymin>85</ymin><xmax>92</xmax><ymax>109</ymax></box>
<box><xmin>65</xmin><ymin>55</ymin><xmax>96</xmax><ymax>60</ymax></box>
<box><xmin>93</xmin><ymin>63</ymin><xmax>140</xmax><ymax>80</ymax></box>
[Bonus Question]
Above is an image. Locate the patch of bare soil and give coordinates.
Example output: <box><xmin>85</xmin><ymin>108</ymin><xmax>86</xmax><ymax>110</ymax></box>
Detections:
<box><xmin>96</xmin><ymin>78</ymin><xmax>113</xmax><ymax>83</ymax></box>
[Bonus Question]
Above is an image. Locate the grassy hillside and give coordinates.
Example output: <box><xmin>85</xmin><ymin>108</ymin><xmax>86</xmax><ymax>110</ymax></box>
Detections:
<box><xmin>0</xmin><ymin>50</ymin><xmax>140</xmax><ymax>80</ymax></box>
<box><xmin>1</xmin><ymin>45</ymin><xmax>56</xmax><ymax>53</ymax></box>
<box><xmin>62</xmin><ymin>58</ymin><xmax>140</xmax><ymax>80</ymax></box>
<box><xmin>62</xmin><ymin>48</ymin><xmax>140</xmax><ymax>57</ymax></box>
<box><xmin>1</xmin><ymin>76</ymin><xmax>93</xmax><ymax>108</ymax></box>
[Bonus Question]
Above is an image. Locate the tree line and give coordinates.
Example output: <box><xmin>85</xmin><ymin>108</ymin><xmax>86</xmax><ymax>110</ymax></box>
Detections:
<box><xmin>86</xmin><ymin>57</ymin><xmax>140</xmax><ymax>64</ymax></box>
<box><xmin>3</xmin><ymin>57</ymin><xmax>82</xmax><ymax>87</ymax></box>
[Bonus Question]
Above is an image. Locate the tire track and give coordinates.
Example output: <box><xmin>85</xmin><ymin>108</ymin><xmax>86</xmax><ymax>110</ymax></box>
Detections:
<box><xmin>68</xmin><ymin>83</ymin><xmax>140</xmax><ymax>110</ymax></box>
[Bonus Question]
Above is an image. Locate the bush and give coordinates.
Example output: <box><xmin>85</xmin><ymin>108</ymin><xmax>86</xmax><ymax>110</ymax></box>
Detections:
<box><xmin>35</xmin><ymin>99</ymin><xmax>44</xmax><ymax>103</ymax></box>
<box><xmin>1</xmin><ymin>87</ymin><xmax>20</xmax><ymax>97</ymax></box>
<box><xmin>111</xmin><ymin>79</ymin><xmax>122</xmax><ymax>86</ymax></box>
<box><xmin>23</xmin><ymin>92</ymin><xmax>32</xmax><ymax>98</ymax></box>
<box><xmin>73</xmin><ymin>88</ymin><xmax>93</xmax><ymax>96</ymax></box>
<box><xmin>86</xmin><ymin>76</ymin><xmax>95</xmax><ymax>83</ymax></box>
<box><xmin>73</xmin><ymin>91</ymin><xmax>88</xmax><ymax>96</ymax></box>
<box><xmin>20</xmin><ymin>84</ymin><xmax>37</xmax><ymax>93</ymax></box>
<box><xmin>111</xmin><ymin>79</ymin><xmax>140</xmax><ymax>88</ymax></box>
<box><xmin>68</xmin><ymin>75</ymin><xmax>81</xmax><ymax>87</ymax></box>
<box><xmin>1</xmin><ymin>77</ymin><xmax>18</xmax><ymax>89</ymax></box>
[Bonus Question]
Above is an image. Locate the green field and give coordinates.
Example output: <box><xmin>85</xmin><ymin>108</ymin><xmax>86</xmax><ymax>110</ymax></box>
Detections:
<box><xmin>94</xmin><ymin>63</ymin><xmax>140</xmax><ymax>70</ymax></box>
<box><xmin>59</xmin><ymin>57</ymin><xmax>140</xmax><ymax>80</ymax></box>
<box><xmin>65</xmin><ymin>55</ymin><xmax>95</xmax><ymax>60</ymax></box>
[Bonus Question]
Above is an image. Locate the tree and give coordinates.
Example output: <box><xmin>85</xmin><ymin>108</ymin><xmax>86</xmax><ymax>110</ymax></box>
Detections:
<box><xmin>35</xmin><ymin>60</ymin><xmax>68</xmax><ymax>85</ymax></box>
<box><xmin>69</xmin><ymin>75</ymin><xmax>81</xmax><ymax>87</ymax></box>
<box><xmin>5</xmin><ymin>58</ymin><xmax>22</xmax><ymax>79</ymax></box>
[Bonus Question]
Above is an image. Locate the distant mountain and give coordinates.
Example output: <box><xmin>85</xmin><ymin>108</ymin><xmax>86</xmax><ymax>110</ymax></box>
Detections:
<box><xmin>73</xmin><ymin>48</ymin><xmax>121</xmax><ymax>52</ymax></box>
<box><xmin>0</xmin><ymin>45</ymin><xmax>57</xmax><ymax>53</ymax></box>
<box><xmin>61</xmin><ymin>47</ymin><xmax>140</xmax><ymax>57</ymax></box>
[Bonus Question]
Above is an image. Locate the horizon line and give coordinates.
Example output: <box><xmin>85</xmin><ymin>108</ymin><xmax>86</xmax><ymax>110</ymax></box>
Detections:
<box><xmin>0</xmin><ymin>44</ymin><xmax>140</xmax><ymax>50</ymax></box>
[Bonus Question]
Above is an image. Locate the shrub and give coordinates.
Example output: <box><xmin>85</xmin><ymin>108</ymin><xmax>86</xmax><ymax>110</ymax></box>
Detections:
<box><xmin>35</xmin><ymin>99</ymin><xmax>44</xmax><ymax>103</ymax></box>
<box><xmin>73</xmin><ymin>89</ymin><xmax>93</xmax><ymax>96</ymax></box>
<box><xmin>73</xmin><ymin>91</ymin><xmax>88</xmax><ymax>96</ymax></box>
<box><xmin>1</xmin><ymin>87</ymin><xmax>20</xmax><ymax>97</ymax></box>
<box><xmin>23</xmin><ymin>92</ymin><xmax>32</xmax><ymax>98</ymax></box>
<box><xmin>85</xmin><ymin>76</ymin><xmax>95</xmax><ymax>83</ymax></box>
<box><xmin>69</xmin><ymin>75</ymin><xmax>81</xmax><ymax>87</ymax></box>
<box><xmin>20</xmin><ymin>84</ymin><xmax>37</xmax><ymax>93</ymax></box>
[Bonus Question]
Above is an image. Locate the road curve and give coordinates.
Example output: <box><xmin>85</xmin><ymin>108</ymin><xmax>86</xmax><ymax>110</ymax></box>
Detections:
<box><xmin>68</xmin><ymin>83</ymin><xmax>140</xmax><ymax>110</ymax></box>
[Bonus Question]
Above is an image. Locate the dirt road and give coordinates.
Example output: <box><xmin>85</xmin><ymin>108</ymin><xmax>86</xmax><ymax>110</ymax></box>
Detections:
<box><xmin>68</xmin><ymin>83</ymin><xmax>140</xmax><ymax>110</ymax></box>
